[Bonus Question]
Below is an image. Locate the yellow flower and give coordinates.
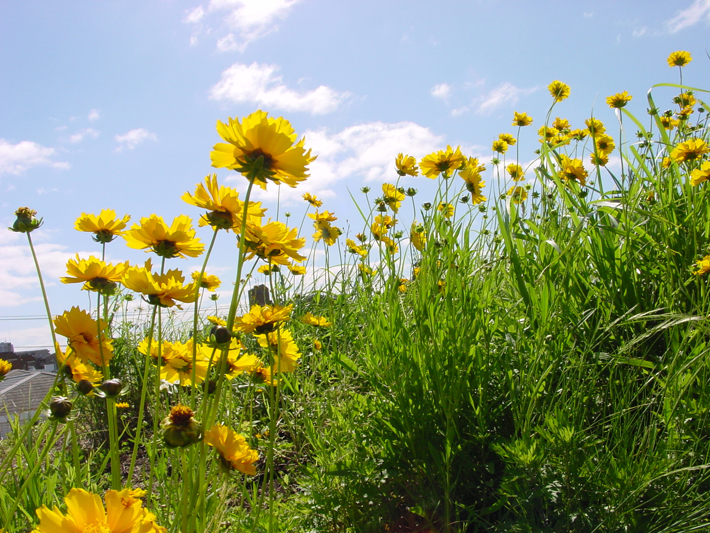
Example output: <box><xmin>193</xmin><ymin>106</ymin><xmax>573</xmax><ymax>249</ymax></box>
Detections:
<box><xmin>395</xmin><ymin>153</ymin><xmax>419</xmax><ymax>176</ymax></box>
<box><xmin>75</xmin><ymin>209</ymin><xmax>131</xmax><ymax>244</ymax></box>
<box><xmin>661</xmin><ymin>156</ymin><xmax>672</xmax><ymax>169</ymax></box>
<box><xmin>308</xmin><ymin>211</ymin><xmax>341</xmax><ymax>246</ymax></box>
<box><xmin>123</xmin><ymin>259</ymin><xmax>199</xmax><ymax>308</ymax></box>
<box><xmin>346</xmin><ymin>238</ymin><xmax>368</xmax><ymax>258</ymax></box>
<box><xmin>0</xmin><ymin>359</ymin><xmax>11</xmax><ymax>378</ymax></box>
<box><xmin>204</xmin><ymin>424</ymin><xmax>259</xmax><ymax>475</ymax></box>
<box><xmin>216</xmin><ymin>339</ymin><xmax>261</xmax><ymax>379</ymax></box>
<box><xmin>59</xmin><ymin>347</ymin><xmax>104</xmax><ymax>387</ymax></box>
<box><xmin>498</xmin><ymin>133</ymin><xmax>517</xmax><ymax>146</ymax></box>
<box><xmin>302</xmin><ymin>193</ymin><xmax>323</xmax><ymax>208</ymax></box>
<box><xmin>258</xmin><ymin>263</ymin><xmax>280</xmax><ymax>275</ymax></box>
<box><xmin>256</xmin><ymin>328</ymin><xmax>301</xmax><ymax>373</ymax></box>
<box><xmin>301</xmin><ymin>312</ymin><xmax>331</xmax><ymax>327</ymax></box>
<box><xmin>606</xmin><ymin>91</ymin><xmax>632</xmax><ymax>108</ymax></box>
<box><xmin>116</xmin><ymin>402</ymin><xmax>130</xmax><ymax>409</ymax></box>
<box><xmin>358</xmin><ymin>264</ymin><xmax>374</xmax><ymax>276</ymax></box>
<box><xmin>235</xmin><ymin>304</ymin><xmax>293</xmax><ymax>334</ymax></box>
<box><xmin>159</xmin><ymin>340</ymin><xmax>210</xmax><ymax>386</ymax></box>
<box><xmin>585</xmin><ymin>118</ymin><xmax>606</xmax><ymax>137</ymax></box>
<box><xmin>671</xmin><ymin>139</ymin><xmax>709</xmax><ymax>163</ymax></box>
<box><xmin>690</xmin><ymin>161</ymin><xmax>710</xmax><ymax>186</ymax></box>
<box><xmin>595</xmin><ymin>134</ymin><xmax>616</xmax><ymax>155</ymax></box>
<box><xmin>54</xmin><ymin>307</ymin><xmax>113</xmax><ymax>367</ymax></box>
<box><xmin>569</xmin><ymin>129</ymin><xmax>588</xmax><ymax>141</ymax></box>
<box><xmin>410</xmin><ymin>222</ymin><xmax>426</xmax><ymax>252</ymax></box>
<box><xmin>538</xmin><ymin>126</ymin><xmax>559</xmax><ymax>142</ymax></box>
<box><xmin>34</xmin><ymin>487</ymin><xmax>165</xmax><ymax>533</ymax></box>
<box><xmin>590</xmin><ymin>152</ymin><xmax>609</xmax><ymax>167</ymax></box>
<box><xmin>287</xmin><ymin>263</ymin><xmax>306</xmax><ymax>275</ymax></box>
<box><xmin>676</xmin><ymin>92</ymin><xmax>696</xmax><ymax>108</ymax></box>
<box><xmin>667</xmin><ymin>50</ymin><xmax>692</xmax><ymax>67</ymax></box>
<box><xmin>124</xmin><ymin>214</ymin><xmax>204</xmax><ymax>259</ymax></box>
<box><xmin>492</xmin><ymin>140</ymin><xmax>508</xmax><ymax>154</ymax></box>
<box><xmin>398</xmin><ymin>278</ymin><xmax>408</xmax><ymax>293</ymax></box>
<box><xmin>382</xmin><ymin>183</ymin><xmax>405</xmax><ymax>213</ymax></box>
<box><xmin>380</xmin><ymin>235</ymin><xmax>398</xmax><ymax>255</ymax></box>
<box><xmin>314</xmin><ymin>339</ymin><xmax>322</xmax><ymax>351</ymax></box>
<box><xmin>182</xmin><ymin>174</ymin><xmax>265</xmax><ymax>232</ymax></box>
<box><xmin>371</xmin><ymin>214</ymin><xmax>395</xmax><ymax>239</ymax></box>
<box><xmin>191</xmin><ymin>271</ymin><xmax>221</xmax><ymax>291</ymax></box>
<box><xmin>558</xmin><ymin>155</ymin><xmax>588</xmax><ymax>186</ymax></box>
<box><xmin>438</xmin><ymin>202</ymin><xmax>454</xmax><ymax>218</ymax></box>
<box><xmin>507</xmin><ymin>186</ymin><xmax>528</xmax><ymax>204</ymax></box>
<box><xmin>207</xmin><ymin>316</ymin><xmax>227</xmax><ymax>327</ymax></box>
<box><xmin>210</xmin><ymin>110</ymin><xmax>316</xmax><ymax>190</ymax></box>
<box><xmin>548</xmin><ymin>80</ymin><xmax>570</xmax><ymax>102</ymax></box>
<box><xmin>512</xmin><ymin>112</ymin><xmax>533</xmax><ymax>127</ymax></box>
<box><xmin>243</xmin><ymin>221</ymin><xmax>307</xmax><ymax>265</ymax></box>
<box><xmin>694</xmin><ymin>255</ymin><xmax>710</xmax><ymax>276</ymax></box>
<box><xmin>459</xmin><ymin>163</ymin><xmax>487</xmax><ymax>205</ymax></box>
<box><xmin>61</xmin><ymin>255</ymin><xmax>129</xmax><ymax>295</ymax></box>
<box><xmin>552</xmin><ymin>117</ymin><xmax>570</xmax><ymax>131</ymax></box>
<box><xmin>420</xmin><ymin>145</ymin><xmax>466</xmax><ymax>178</ymax></box>
<box><xmin>506</xmin><ymin>163</ymin><xmax>524</xmax><ymax>181</ymax></box>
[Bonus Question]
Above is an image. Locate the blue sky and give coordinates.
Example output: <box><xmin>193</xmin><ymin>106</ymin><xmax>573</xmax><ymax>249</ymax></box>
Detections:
<box><xmin>1</xmin><ymin>0</ymin><xmax>709</xmax><ymax>350</ymax></box>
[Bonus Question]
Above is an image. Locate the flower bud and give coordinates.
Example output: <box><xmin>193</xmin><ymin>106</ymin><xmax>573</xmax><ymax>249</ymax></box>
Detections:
<box><xmin>161</xmin><ymin>405</ymin><xmax>203</xmax><ymax>448</ymax></box>
<box><xmin>210</xmin><ymin>326</ymin><xmax>232</xmax><ymax>345</ymax></box>
<box><xmin>405</xmin><ymin>188</ymin><xmax>418</xmax><ymax>197</ymax></box>
<box><xmin>10</xmin><ymin>207</ymin><xmax>43</xmax><ymax>233</ymax></box>
<box><xmin>76</xmin><ymin>379</ymin><xmax>95</xmax><ymax>396</ymax></box>
<box><xmin>99</xmin><ymin>379</ymin><xmax>123</xmax><ymax>398</ymax></box>
<box><xmin>49</xmin><ymin>396</ymin><xmax>72</xmax><ymax>421</ymax></box>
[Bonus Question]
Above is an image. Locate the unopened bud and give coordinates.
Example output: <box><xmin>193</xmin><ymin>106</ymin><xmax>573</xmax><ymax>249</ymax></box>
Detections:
<box><xmin>49</xmin><ymin>396</ymin><xmax>72</xmax><ymax>421</ymax></box>
<box><xmin>10</xmin><ymin>207</ymin><xmax>43</xmax><ymax>233</ymax></box>
<box><xmin>161</xmin><ymin>405</ymin><xmax>203</xmax><ymax>448</ymax></box>
<box><xmin>76</xmin><ymin>380</ymin><xmax>94</xmax><ymax>396</ymax></box>
<box><xmin>99</xmin><ymin>379</ymin><xmax>123</xmax><ymax>398</ymax></box>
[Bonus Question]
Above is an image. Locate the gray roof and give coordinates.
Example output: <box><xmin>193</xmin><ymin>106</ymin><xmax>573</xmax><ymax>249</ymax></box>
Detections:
<box><xmin>0</xmin><ymin>370</ymin><xmax>58</xmax><ymax>437</ymax></box>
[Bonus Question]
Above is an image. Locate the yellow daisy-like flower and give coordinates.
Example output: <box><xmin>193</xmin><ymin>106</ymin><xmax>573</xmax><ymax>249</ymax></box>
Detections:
<box><xmin>243</xmin><ymin>221</ymin><xmax>307</xmax><ymax>265</ymax></box>
<box><xmin>160</xmin><ymin>340</ymin><xmax>210</xmax><ymax>386</ymax></box>
<box><xmin>182</xmin><ymin>174</ymin><xmax>265</xmax><ymax>232</ymax></box>
<box><xmin>191</xmin><ymin>271</ymin><xmax>221</xmax><ymax>291</ymax></box>
<box><xmin>204</xmin><ymin>424</ymin><xmax>259</xmax><ymax>475</ymax></box>
<box><xmin>0</xmin><ymin>358</ymin><xmax>11</xmax><ymax>378</ymax></box>
<box><xmin>287</xmin><ymin>263</ymin><xmax>306</xmax><ymax>275</ymax></box>
<box><xmin>459</xmin><ymin>166</ymin><xmax>487</xmax><ymax>205</ymax></box>
<box><xmin>123</xmin><ymin>259</ymin><xmax>199</xmax><ymax>308</ymax></box>
<box><xmin>548</xmin><ymin>80</ymin><xmax>570</xmax><ymax>102</ymax></box>
<box><xmin>210</xmin><ymin>110</ymin><xmax>316</xmax><ymax>190</ymax></box>
<box><xmin>75</xmin><ymin>209</ymin><xmax>131</xmax><ymax>244</ymax></box>
<box><xmin>552</xmin><ymin>117</ymin><xmax>570</xmax><ymax>131</ymax></box>
<box><xmin>569</xmin><ymin>129</ymin><xmax>588</xmax><ymax>141</ymax></box>
<box><xmin>595</xmin><ymin>134</ymin><xmax>616</xmax><ymax>155</ymax></box>
<box><xmin>606</xmin><ymin>91</ymin><xmax>632</xmax><ymax>109</ymax></box>
<box><xmin>690</xmin><ymin>161</ymin><xmax>710</xmax><ymax>186</ymax></box>
<box><xmin>498</xmin><ymin>133</ymin><xmax>517</xmax><ymax>146</ymax></box>
<box><xmin>671</xmin><ymin>139</ymin><xmax>709</xmax><ymax>163</ymax></box>
<box><xmin>34</xmin><ymin>487</ymin><xmax>165</xmax><ymax>533</ymax></box>
<box><xmin>301</xmin><ymin>312</ymin><xmax>331</xmax><ymax>327</ymax></box>
<box><xmin>694</xmin><ymin>255</ymin><xmax>710</xmax><ymax>276</ymax></box>
<box><xmin>506</xmin><ymin>163</ymin><xmax>524</xmax><ymax>181</ymax></box>
<box><xmin>116</xmin><ymin>402</ymin><xmax>130</xmax><ymax>409</ymax></box>
<box><xmin>54</xmin><ymin>307</ymin><xmax>113</xmax><ymax>367</ymax></box>
<box><xmin>410</xmin><ymin>222</ymin><xmax>426</xmax><ymax>252</ymax></box>
<box><xmin>420</xmin><ymin>145</ymin><xmax>466</xmax><ymax>178</ymax></box>
<box><xmin>590</xmin><ymin>152</ymin><xmax>609</xmax><ymax>167</ymax></box>
<box><xmin>258</xmin><ymin>264</ymin><xmax>280</xmax><ymax>275</ymax></box>
<box><xmin>371</xmin><ymin>214</ymin><xmax>396</xmax><ymax>239</ymax></box>
<box><xmin>235</xmin><ymin>304</ymin><xmax>293</xmax><ymax>335</ymax></box>
<box><xmin>507</xmin><ymin>186</ymin><xmax>528</xmax><ymax>204</ymax></box>
<box><xmin>207</xmin><ymin>315</ymin><xmax>227</xmax><ymax>327</ymax></box>
<box><xmin>61</xmin><ymin>255</ymin><xmax>129</xmax><ymax>295</ymax></box>
<box><xmin>314</xmin><ymin>339</ymin><xmax>322</xmax><ymax>351</ymax></box>
<box><xmin>676</xmin><ymin>92</ymin><xmax>696</xmax><ymax>108</ymax></box>
<box><xmin>667</xmin><ymin>50</ymin><xmax>692</xmax><ymax>68</ymax></box>
<box><xmin>302</xmin><ymin>192</ymin><xmax>323</xmax><ymax>208</ymax></box>
<box><xmin>396</xmin><ymin>153</ymin><xmax>419</xmax><ymax>176</ymax></box>
<box><xmin>558</xmin><ymin>155</ymin><xmax>588</xmax><ymax>186</ymax></box>
<box><xmin>256</xmin><ymin>328</ymin><xmax>301</xmax><ymax>373</ymax></box>
<box><xmin>346</xmin><ymin>238</ymin><xmax>368</xmax><ymax>258</ymax></box>
<box><xmin>382</xmin><ymin>183</ymin><xmax>405</xmax><ymax>213</ymax></box>
<box><xmin>124</xmin><ymin>214</ymin><xmax>204</xmax><ymax>259</ymax></box>
<box><xmin>438</xmin><ymin>202</ymin><xmax>454</xmax><ymax>218</ymax></box>
<box><xmin>492</xmin><ymin>140</ymin><xmax>508</xmax><ymax>154</ymax></box>
<box><xmin>538</xmin><ymin>126</ymin><xmax>559</xmax><ymax>142</ymax></box>
<box><xmin>380</xmin><ymin>235</ymin><xmax>398</xmax><ymax>255</ymax></box>
<box><xmin>308</xmin><ymin>211</ymin><xmax>342</xmax><ymax>246</ymax></box>
<box><xmin>358</xmin><ymin>264</ymin><xmax>374</xmax><ymax>276</ymax></box>
<box><xmin>512</xmin><ymin>112</ymin><xmax>533</xmax><ymax>127</ymax></box>
<box><xmin>59</xmin><ymin>347</ymin><xmax>104</xmax><ymax>387</ymax></box>
<box><xmin>585</xmin><ymin>118</ymin><xmax>606</xmax><ymax>137</ymax></box>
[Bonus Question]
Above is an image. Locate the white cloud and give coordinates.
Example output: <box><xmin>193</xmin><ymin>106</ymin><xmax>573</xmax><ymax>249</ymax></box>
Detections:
<box><xmin>232</xmin><ymin>121</ymin><xmax>444</xmax><ymax>204</ymax></box>
<box><xmin>186</xmin><ymin>0</ymin><xmax>301</xmax><ymax>51</ymax></box>
<box><xmin>431</xmin><ymin>83</ymin><xmax>452</xmax><ymax>101</ymax></box>
<box><xmin>36</xmin><ymin>187</ymin><xmax>58</xmax><ymax>195</ymax></box>
<box><xmin>666</xmin><ymin>0</ymin><xmax>710</xmax><ymax>33</ymax></box>
<box><xmin>583</xmin><ymin>11</ymin><xmax>594</xmax><ymax>18</ymax></box>
<box><xmin>88</xmin><ymin>109</ymin><xmax>101</xmax><ymax>122</ymax></box>
<box><xmin>0</xmin><ymin>139</ymin><xmax>70</xmax><ymax>176</ymax></box>
<box><xmin>114</xmin><ymin>128</ymin><xmax>157</xmax><ymax>152</ymax></box>
<box><xmin>632</xmin><ymin>27</ymin><xmax>648</xmax><ymax>37</ymax></box>
<box><xmin>210</xmin><ymin>62</ymin><xmax>350</xmax><ymax>115</ymax></box>
<box><xmin>69</xmin><ymin>128</ymin><xmax>100</xmax><ymax>144</ymax></box>
<box><xmin>470</xmin><ymin>82</ymin><xmax>536</xmax><ymax>116</ymax></box>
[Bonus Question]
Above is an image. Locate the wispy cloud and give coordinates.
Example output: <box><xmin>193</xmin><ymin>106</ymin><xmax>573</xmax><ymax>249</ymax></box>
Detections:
<box><xmin>431</xmin><ymin>83</ymin><xmax>452</xmax><ymax>102</ymax></box>
<box><xmin>185</xmin><ymin>0</ymin><xmax>301</xmax><ymax>51</ymax></box>
<box><xmin>114</xmin><ymin>128</ymin><xmax>157</xmax><ymax>152</ymax></box>
<box><xmin>0</xmin><ymin>139</ymin><xmax>70</xmax><ymax>176</ymax></box>
<box><xmin>69</xmin><ymin>128</ymin><xmax>100</xmax><ymax>144</ymax></box>
<box><xmin>666</xmin><ymin>0</ymin><xmax>710</xmax><ymax>33</ymax></box>
<box><xmin>210</xmin><ymin>62</ymin><xmax>350</xmax><ymax>115</ymax></box>
<box><xmin>88</xmin><ymin>109</ymin><xmax>101</xmax><ymax>122</ymax></box>
<box><xmin>452</xmin><ymin>82</ymin><xmax>536</xmax><ymax>116</ymax></box>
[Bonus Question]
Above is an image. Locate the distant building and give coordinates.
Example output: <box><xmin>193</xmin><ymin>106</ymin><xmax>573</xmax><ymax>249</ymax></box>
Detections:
<box><xmin>0</xmin><ymin>342</ymin><xmax>57</xmax><ymax>372</ymax></box>
<box><xmin>0</xmin><ymin>369</ymin><xmax>57</xmax><ymax>438</ymax></box>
